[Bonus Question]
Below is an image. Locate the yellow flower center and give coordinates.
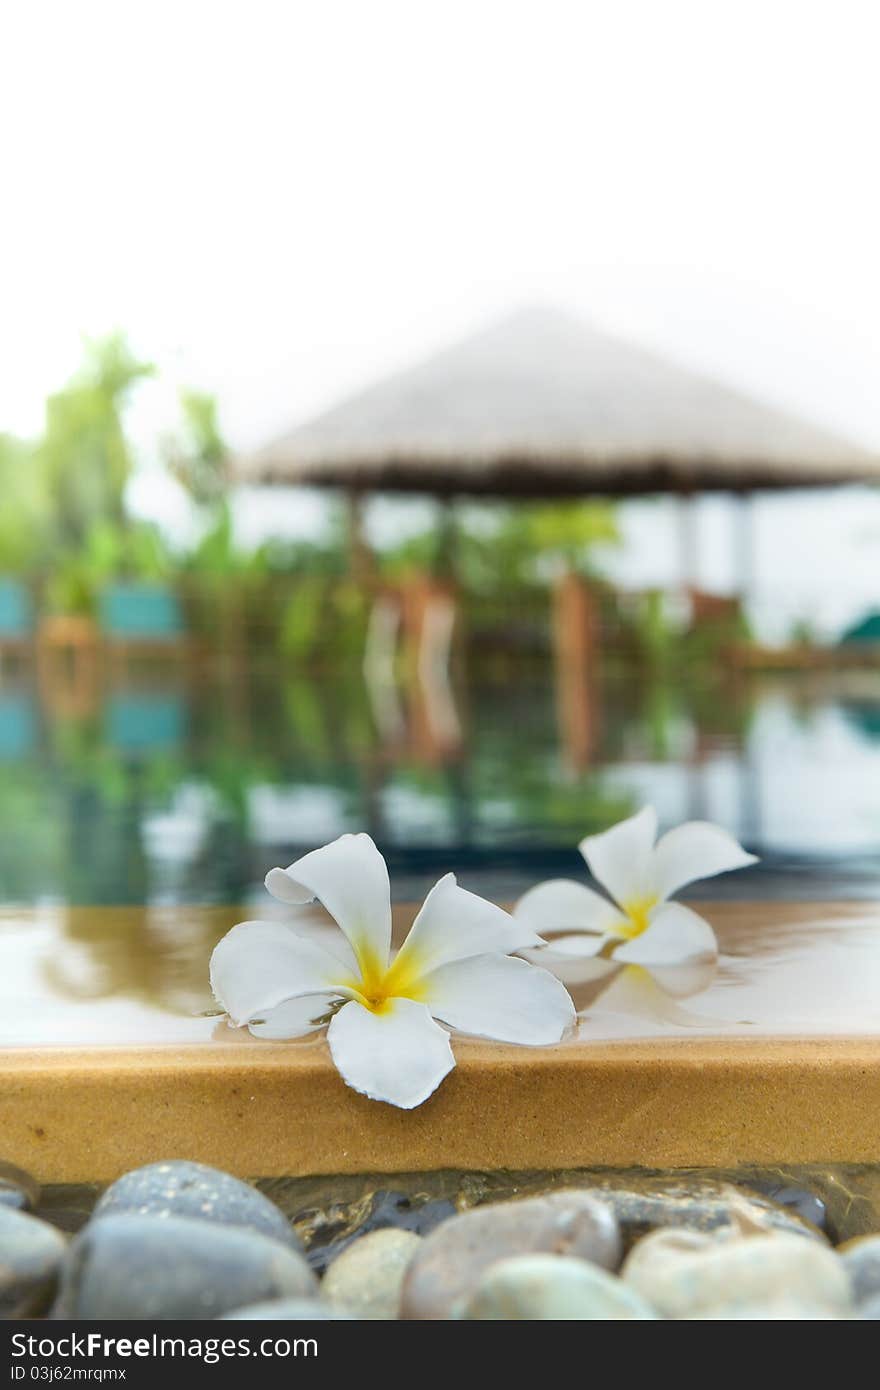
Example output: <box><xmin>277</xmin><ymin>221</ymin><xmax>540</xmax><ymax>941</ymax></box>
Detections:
<box><xmin>618</xmin><ymin>896</ymin><xmax>657</xmax><ymax>939</ymax></box>
<box><xmin>344</xmin><ymin>941</ymin><xmax>426</xmax><ymax>1014</ymax></box>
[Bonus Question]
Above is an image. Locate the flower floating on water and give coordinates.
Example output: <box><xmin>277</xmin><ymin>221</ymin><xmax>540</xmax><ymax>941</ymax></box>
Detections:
<box><xmin>210</xmin><ymin>833</ymin><xmax>575</xmax><ymax>1109</ymax></box>
<box><xmin>514</xmin><ymin>807</ymin><xmax>757</xmax><ymax>997</ymax></box>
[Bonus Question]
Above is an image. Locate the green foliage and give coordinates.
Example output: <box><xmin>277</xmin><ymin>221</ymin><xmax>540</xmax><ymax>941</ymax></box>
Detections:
<box><xmin>379</xmin><ymin>500</ymin><xmax>619</xmax><ymax>592</ymax></box>
<box><xmin>39</xmin><ymin>333</ymin><xmax>154</xmax><ymax>551</ymax></box>
<box><xmin>680</xmin><ymin>603</ymin><xmax>751</xmax><ymax>666</ymax></box>
<box><xmin>514</xmin><ymin>501</ymin><xmax>619</xmax><ymax>569</ymax></box>
<box><xmin>632</xmin><ymin>589</ymin><xmax>677</xmax><ymax>668</ymax></box>
<box><xmin>789</xmin><ymin>616</ymin><xmax>818</xmax><ymax>645</ymax></box>
<box><xmin>166</xmin><ymin>389</ymin><xmax>228</xmax><ymax>511</ymax></box>
<box><xmin>279</xmin><ymin>575</ymin><xmax>327</xmax><ymax>658</ymax></box>
<box><xmin>0</xmin><ymin>433</ymin><xmax>47</xmax><ymax>569</ymax></box>
<box><xmin>279</xmin><ymin>577</ymin><xmax>369</xmax><ymax>665</ymax></box>
<box><xmin>43</xmin><ymin>517</ymin><xmax>172</xmax><ymax>615</ymax></box>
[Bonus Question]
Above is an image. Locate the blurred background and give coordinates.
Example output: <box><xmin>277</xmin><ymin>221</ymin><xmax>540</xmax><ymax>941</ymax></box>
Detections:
<box><xmin>1</xmin><ymin>0</ymin><xmax>879</xmax><ymax>922</ymax></box>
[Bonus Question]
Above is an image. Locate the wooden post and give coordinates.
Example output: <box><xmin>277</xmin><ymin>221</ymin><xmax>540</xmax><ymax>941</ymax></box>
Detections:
<box><xmin>346</xmin><ymin>489</ymin><xmax>374</xmax><ymax>586</ymax></box>
<box><xmin>434</xmin><ymin>498</ymin><xmax>457</xmax><ymax>579</ymax></box>
<box><xmin>735</xmin><ymin>490</ymin><xmax>756</xmax><ymax>614</ymax></box>
<box><xmin>400</xmin><ymin>574</ymin><xmax>462</xmax><ymax>763</ymax></box>
<box><xmin>552</xmin><ymin>571</ymin><xmax>600</xmax><ymax>771</ymax></box>
<box><xmin>678</xmin><ymin>492</ymin><xmax>700</xmax><ymax>595</ymax></box>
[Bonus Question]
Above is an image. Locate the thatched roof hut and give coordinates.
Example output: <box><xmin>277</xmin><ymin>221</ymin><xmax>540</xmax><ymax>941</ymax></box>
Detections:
<box><xmin>236</xmin><ymin>307</ymin><xmax>877</xmax><ymax>497</ymax></box>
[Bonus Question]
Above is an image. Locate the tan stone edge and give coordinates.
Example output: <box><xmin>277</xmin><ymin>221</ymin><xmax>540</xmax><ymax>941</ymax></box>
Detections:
<box><xmin>2</xmin><ymin>1035</ymin><xmax>878</xmax><ymax>1183</ymax></box>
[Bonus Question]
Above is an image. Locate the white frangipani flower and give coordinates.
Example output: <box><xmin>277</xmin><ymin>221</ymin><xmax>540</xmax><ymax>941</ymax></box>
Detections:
<box><xmin>514</xmin><ymin>807</ymin><xmax>757</xmax><ymax>994</ymax></box>
<box><xmin>210</xmin><ymin>833</ymin><xmax>575</xmax><ymax>1109</ymax></box>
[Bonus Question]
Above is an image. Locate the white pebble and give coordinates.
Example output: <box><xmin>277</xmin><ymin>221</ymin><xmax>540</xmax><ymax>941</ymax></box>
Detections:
<box><xmin>622</xmin><ymin>1228</ymin><xmax>851</xmax><ymax>1319</ymax></box>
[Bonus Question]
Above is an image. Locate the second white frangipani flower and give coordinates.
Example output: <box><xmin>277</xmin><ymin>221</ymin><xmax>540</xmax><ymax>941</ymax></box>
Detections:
<box><xmin>513</xmin><ymin>807</ymin><xmax>757</xmax><ymax>994</ymax></box>
<box><xmin>210</xmin><ymin>833</ymin><xmax>575</xmax><ymax>1109</ymax></box>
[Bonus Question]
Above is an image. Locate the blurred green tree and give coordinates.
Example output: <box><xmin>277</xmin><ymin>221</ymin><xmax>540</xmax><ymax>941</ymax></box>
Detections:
<box><xmin>0</xmin><ymin>432</ymin><xmax>47</xmax><ymax>569</ymax></box>
<box><xmin>166</xmin><ymin>389</ymin><xmax>228</xmax><ymax>514</ymax></box>
<box><xmin>379</xmin><ymin>499</ymin><xmax>618</xmax><ymax>590</ymax></box>
<box><xmin>39</xmin><ymin>332</ymin><xmax>154</xmax><ymax>551</ymax></box>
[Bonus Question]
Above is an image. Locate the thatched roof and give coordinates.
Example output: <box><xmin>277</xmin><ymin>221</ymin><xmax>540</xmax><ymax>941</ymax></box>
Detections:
<box><xmin>236</xmin><ymin>307</ymin><xmax>877</xmax><ymax>496</ymax></box>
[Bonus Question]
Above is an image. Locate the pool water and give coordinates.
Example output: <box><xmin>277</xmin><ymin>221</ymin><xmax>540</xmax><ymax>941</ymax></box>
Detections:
<box><xmin>1</xmin><ymin>663</ymin><xmax>879</xmax><ymax>908</ymax></box>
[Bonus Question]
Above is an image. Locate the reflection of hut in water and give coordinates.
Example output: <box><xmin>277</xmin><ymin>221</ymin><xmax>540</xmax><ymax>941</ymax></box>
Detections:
<box><xmin>42</xmin><ymin>906</ymin><xmax>234</xmax><ymax>1016</ymax></box>
<box><xmin>105</xmin><ymin>691</ymin><xmax>186</xmax><ymax>755</ymax></box>
<box><xmin>237</xmin><ymin>306</ymin><xmax>878</xmax><ymax>777</ymax></box>
<box><xmin>0</xmin><ymin>692</ymin><xmax>37</xmax><ymax>760</ymax></box>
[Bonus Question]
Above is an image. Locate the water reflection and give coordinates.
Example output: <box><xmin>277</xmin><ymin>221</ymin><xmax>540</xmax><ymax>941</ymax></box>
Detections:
<box><xmin>0</xmin><ymin>665</ymin><xmax>879</xmax><ymax>905</ymax></box>
<box><xmin>2</xmin><ymin>900</ymin><xmax>880</xmax><ymax>1046</ymax></box>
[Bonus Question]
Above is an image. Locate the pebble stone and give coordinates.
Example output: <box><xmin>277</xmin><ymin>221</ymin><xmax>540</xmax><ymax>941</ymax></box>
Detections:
<box><xmin>463</xmin><ymin>1255</ymin><xmax>658</xmax><ymax>1320</ymax></box>
<box><xmin>92</xmin><ymin>1161</ymin><xmax>300</xmax><ymax>1250</ymax></box>
<box><xmin>622</xmin><ymin>1228</ymin><xmax>852</xmax><ymax>1319</ymax></box>
<box><xmin>322</xmin><ymin>1229</ymin><xmax>421</xmax><ymax>1319</ymax></box>
<box><xmin>838</xmin><ymin>1236</ymin><xmax>880</xmax><ymax>1307</ymax></box>
<box><xmin>221</xmin><ymin>1298</ymin><xmax>352</xmax><ymax>1320</ymax></box>
<box><xmin>684</xmin><ymin>1300</ymin><xmax>848</xmax><ymax>1320</ymax></box>
<box><xmin>402</xmin><ymin>1191</ymin><xmax>621</xmax><ymax>1320</ymax></box>
<box><xmin>54</xmin><ymin>1213</ymin><xmax>317</xmax><ymax>1320</ymax></box>
<box><xmin>549</xmin><ymin>1178</ymin><xmax>827</xmax><ymax>1253</ymax></box>
<box><xmin>0</xmin><ymin>1206</ymin><xmax>68</xmax><ymax>1317</ymax></box>
<box><xmin>0</xmin><ymin>1161</ymin><xmax>40</xmax><ymax>1213</ymax></box>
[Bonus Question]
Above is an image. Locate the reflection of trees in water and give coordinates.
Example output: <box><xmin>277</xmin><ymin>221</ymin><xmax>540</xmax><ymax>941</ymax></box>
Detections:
<box><xmin>840</xmin><ymin>699</ymin><xmax>880</xmax><ymax>743</ymax></box>
<box><xmin>6</xmin><ymin>662</ymin><xmax>877</xmax><ymax>906</ymax></box>
<box><xmin>41</xmin><ymin>906</ymin><xmax>236</xmax><ymax>1015</ymax></box>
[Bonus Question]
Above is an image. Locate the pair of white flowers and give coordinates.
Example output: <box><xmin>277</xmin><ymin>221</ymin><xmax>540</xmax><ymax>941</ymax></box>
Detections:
<box><xmin>210</xmin><ymin>807</ymin><xmax>756</xmax><ymax>1109</ymax></box>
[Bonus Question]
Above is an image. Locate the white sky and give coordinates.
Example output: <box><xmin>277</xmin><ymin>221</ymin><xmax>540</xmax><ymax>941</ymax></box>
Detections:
<box><xmin>1</xmin><ymin>0</ymin><xmax>879</xmax><ymax>634</ymax></box>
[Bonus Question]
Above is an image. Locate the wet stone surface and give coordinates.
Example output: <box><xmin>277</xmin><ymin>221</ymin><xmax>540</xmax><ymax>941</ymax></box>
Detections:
<box><xmin>401</xmin><ymin>1191</ymin><xmax>622</xmax><ymax>1320</ymax></box>
<box><xmin>463</xmin><ymin>1254</ymin><xmax>657</xmax><ymax>1321</ymax></box>
<box><xmin>558</xmin><ymin>1176</ymin><xmax>825</xmax><ymax>1250</ymax></box>
<box><xmin>221</xmin><ymin>1298</ymin><xmax>352</xmax><ymax>1320</ymax></box>
<box><xmin>93</xmin><ymin>1161</ymin><xmax>300</xmax><ymax>1251</ymax></box>
<box><xmin>14</xmin><ymin>1161</ymin><xmax>880</xmax><ymax>1320</ymax></box>
<box><xmin>0</xmin><ymin>1206</ymin><xmax>67</xmax><ymax>1317</ymax></box>
<box><xmin>839</xmin><ymin>1235</ymin><xmax>880</xmax><ymax>1307</ymax></box>
<box><xmin>261</xmin><ymin>1184</ymin><xmax>458</xmax><ymax>1272</ymax></box>
<box><xmin>622</xmin><ymin>1227</ymin><xmax>851</xmax><ymax>1319</ymax></box>
<box><xmin>323</xmin><ymin>1229</ymin><xmax>422</xmax><ymax>1319</ymax></box>
<box><xmin>729</xmin><ymin>1179</ymin><xmax>827</xmax><ymax>1234</ymax></box>
<box><xmin>54</xmin><ymin>1213</ymin><xmax>316</xmax><ymax>1321</ymax></box>
<box><xmin>0</xmin><ymin>1162</ymin><xmax>40</xmax><ymax>1214</ymax></box>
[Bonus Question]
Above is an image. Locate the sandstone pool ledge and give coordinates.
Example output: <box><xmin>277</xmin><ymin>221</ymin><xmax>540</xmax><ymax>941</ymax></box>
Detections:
<box><xmin>1</xmin><ymin>900</ymin><xmax>880</xmax><ymax>1182</ymax></box>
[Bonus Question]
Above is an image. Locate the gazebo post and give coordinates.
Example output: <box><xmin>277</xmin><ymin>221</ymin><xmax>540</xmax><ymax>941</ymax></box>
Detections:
<box><xmin>346</xmin><ymin>488</ymin><xmax>374</xmax><ymax>585</ymax></box>
<box><xmin>734</xmin><ymin>489</ymin><xmax>756</xmax><ymax>615</ymax></box>
<box><xmin>678</xmin><ymin>491</ymin><xmax>699</xmax><ymax>597</ymax></box>
<box><xmin>552</xmin><ymin>569</ymin><xmax>600</xmax><ymax>770</ymax></box>
<box><xmin>434</xmin><ymin>497</ymin><xmax>458</xmax><ymax>578</ymax></box>
<box><xmin>398</xmin><ymin>497</ymin><xmax>461</xmax><ymax>715</ymax></box>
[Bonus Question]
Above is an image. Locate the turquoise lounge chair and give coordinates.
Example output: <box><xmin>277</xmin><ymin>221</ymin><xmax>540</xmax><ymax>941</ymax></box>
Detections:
<box><xmin>0</xmin><ymin>578</ymin><xmax>34</xmax><ymax>644</ymax></box>
<box><xmin>98</xmin><ymin>583</ymin><xmax>185</xmax><ymax>644</ymax></box>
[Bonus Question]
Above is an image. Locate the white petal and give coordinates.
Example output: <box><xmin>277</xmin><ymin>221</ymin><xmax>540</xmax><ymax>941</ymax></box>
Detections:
<box><xmin>210</xmin><ymin>920</ymin><xmax>354</xmax><ymax>1026</ymax></box>
<box><xmin>613</xmin><ymin>902</ymin><xmax>718</xmax><ymax>967</ymax></box>
<box><xmin>648</xmin><ymin>821</ymin><xmax>758</xmax><ymax>902</ymax></box>
<box><xmin>248</xmin><ymin>994</ymin><xmax>337</xmax><ymax>1038</ymax></box>
<box><xmin>513</xmin><ymin>879</ymin><xmax>625</xmax><ymax>935</ymax></box>
<box><xmin>265</xmin><ymin>833</ymin><xmax>392</xmax><ymax>973</ymax></box>
<box><xmin>421</xmin><ymin>953</ymin><xmax>576</xmax><ymax>1044</ymax></box>
<box><xmin>326</xmin><ymin>998</ymin><xmax>454</xmax><ymax>1109</ymax></box>
<box><xmin>394</xmin><ymin>872</ymin><xmax>543</xmax><ymax>977</ymax></box>
<box><xmin>579</xmin><ymin>806</ymin><xmax>658</xmax><ymax>909</ymax></box>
